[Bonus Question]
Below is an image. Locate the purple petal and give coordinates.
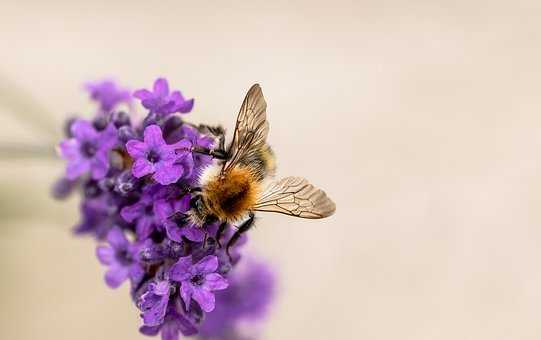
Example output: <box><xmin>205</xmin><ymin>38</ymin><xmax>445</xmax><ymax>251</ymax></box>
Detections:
<box><xmin>178</xmin><ymin>98</ymin><xmax>194</xmax><ymax>114</ymax></box>
<box><xmin>153</xmin><ymin>78</ymin><xmax>169</xmax><ymax>96</ymax></box>
<box><xmin>107</xmin><ymin>227</ymin><xmax>128</xmax><ymax>249</ymax></box>
<box><xmin>197</xmin><ymin>134</ymin><xmax>214</xmax><ymax>149</ymax></box>
<box><xmin>182</xmin><ymin>225</ymin><xmax>205</xmax><ymax>242</ymax></box>
<box><xmin>165</xmin><ymin>222</ymin><xmax>184</xmax><ymax>243</ymax></box>
<box><xmin>66</xmin><ymin>158</ymin><xmax>90</xmax><ymax>179</ymax></box>
<box><xmin>71</xmin><ymin>120</ymin><xmax>98</xmax><ymax>141</ymax></box>
<box><xmin>177</xmin><ymin>155</ymin><xmax>194</xmax><ymax>179</ymax></box>
<box><xmin>58</xmin><ymin>139</ymin><xmax>80</xmax><ymax>160</ymax></box>
<box><xmin>120</xmin><ymin>203</ymin><xmax>144</xmax><ymax>222</ymax></box>
<box><xmin>142</xmin><ymin>98</ymin><xmax>160</xmax><ymax>110</ymax></box>
<box><xmin>133</xmin><ymin>89</ymin><xmax>153</xmax><ymax>100</ymax></box>
<box><xmin>132</xmin><ymin>159</ymin><xmax>154</xmax><ymax>178</ymax></box>
<box><xmin>179</xmin><ymin>282</ymin><xmax>193</xmax><ymax>310</ymax></box>
<box><xmin>90</xmin><ymin>151</ymin><xmax>109</xmax><ymax>179</ymax></box>
<box><xmin>174</xmin><ymin>313</ymin><xmax>198</xmax><ymax>337</ymax></box>
<box><xmin>169</xmin><ymin>91</ymin><xmax>184</xmax><ymax>102</ymax></box>
<box><xmin>153</xmin><ymin>280</ymin><xmax>172</xmax><ymax>296</ymax></box>
<box><xmin>139</xmin><ymin>325</ymin><xmax>160</xmax><ymax>336</ymax></box>
<box><xmin>203</xmin><ymin>273</ymin><xmax>228</xmax><ymax>291</ymax></box>
<box><xmin>161</xmin><ymin>321</ymin><xmax>180</xmax><ymax>340</ymax></box>
<box><xmin>139</xmin><ymin>289</ymin><xmax>162</xmax><ymax>311</ymax></box>
<box><xmin>126</xmin><ymin>139</ymin><xmax>148</xmax><ymax>158</ymax></box>
<box><xmin>143</xmin><ymin>125</ymin><xmax>166</xmax><ymax>147</ymax></box>
<box><xmin>105</xmin><ymin>265</ymin><xmax>129</xmax><ymax>288</ymax></box>
<box><xmin>129</xmin><ymin>263</ymin><xmax>145</xmax><ymax>285</ymax></box>
<box><xmin>158</xmin><ymin>145</ymin><xmax>179</xmax><ymax>162</ymax></box>
<box><xmin>170</xmin><ymin>91</ymin><xmax>194</xmax><ymax>114</ymax></box>
<box><xmin>169</xmin><ymin>256</ymin><xmax>193</xmax><ymax>282</ymax></box>
<box><xmin>154</xmin><ymin>199</ymin><xmax>173</xmax><ymax>222</ymax></box>
<box><xmin>96</xmin><ymin>246</ymin><xmax>114</xmax><ymax>265</ymax></box>
<box><xmin>192</xmin><ymin>288</ymin><xmax>216</xmax><ymax>312</ymax></box>
<box><xmin>194</xmin><ymin>255</ymin><xmax>219</xmax><ymax>274</ymax></box>
<box><xmin>174</xmin><ymin>194</ymin><xmax>191</xmax><ymax>213</ymax></box>
<box><xmin>142</xmin><ymin>293</ymin><xmax>169</xmax><ymax>327</ymax></box>
<box><xmin>100</xmin><ymin>123</ymin><xmax>118</xmax><ymax>149</ymax></box>
<box><xmin>136</xmin><ymin>217</ymin><xmax>154</xmax><ymax>240</ymax></box>
<box><xmin>152</xmin><ymin>162</ymin><xmax>183</xmax><ymax>185</ymax></box>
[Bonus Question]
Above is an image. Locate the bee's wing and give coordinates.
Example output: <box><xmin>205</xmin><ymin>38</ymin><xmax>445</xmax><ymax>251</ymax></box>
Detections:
<box><xmin>253</xmin><ymin>177</ymin><xmax>336</xmax><ymax>218</ymax></box>
<box><xmin>222</xmin><ymin>84</ymin><xmax>269</xmax><ymax>174</ymax></box>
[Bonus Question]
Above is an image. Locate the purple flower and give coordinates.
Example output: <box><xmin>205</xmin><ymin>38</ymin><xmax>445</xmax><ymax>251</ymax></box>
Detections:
<box><xmin>55</xmin><ymin>78</ymin><xmax>280</xmax><ymax>340</ymax></box>
<box><xmin>126</xmin><ymin>125</ymin><xmax>192</xmax><ymax>185</ymax></box>
<box><xmin>200</xmin><ymin>259</ymin><xmax>276</xmax><ymax>339</ymax></box>
<box><xmin>74</xmin><ymin>193</ymin><xmax>120</xmax><ymax>239</ymax></box>
<box><xmin>85</xmin><ymin>80</ymin><xmax>131</xmax><ymax>113</ymax></box>
<box><xmin>154</xmin><ymin>194</ymin><xmax>205</xmax><ymax>243</ymax></box>
<box><xmin>120</xmin><ymin>185</ymin><xmax>165</xmax><ymax>240</ymax></box>
<box><xmin>51</xmin><ymin>177</ymin><xmax>78</xmax><ymax>200</ymax></box>
<box><xmin>140</xmin><ymin>302</ymin><xmax>198</xmax><ymax>340</ymax></box>
<box><xmin>96</xmin><ymin>227</ymin><xmax>144</xmax><ymax>288</ymax></box>
<box><xmin>59</xmin><ymin>120</ymin><xmax>118</xmax><ymax>180</ymax></box>
<box><xmin>138</xmin><ymin>279</ymin><xmax>172</xmax><ymax>326</ymax></box>
<box><xmin>169</xmin><ymin>255</ymin><xmax>228</xmax><ymax>312</ymax></box>
<box><xmin>134</xmin><ymin>78</ymin><xmax>194</xmax><ymax>116</ymax></box>
<box><xmin>177</xmin><ymin>125</ymin><xmax>215</xmax><ymax>182</ymax></box>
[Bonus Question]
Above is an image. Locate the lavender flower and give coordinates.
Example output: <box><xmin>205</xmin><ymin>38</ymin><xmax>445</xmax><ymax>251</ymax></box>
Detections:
<box><xmin>200</xmin><ymin>259</ymin><xmax>276</xmax><ymax>338</ymax></box>
<box><xmin>126</xmin><ymin>125</ymin><xmax>192</xmax><ymax>185</ymax></box>
<box><xmin>74</xmin><ymin>193</ymin><xmax>123</xmax><ymax>239</ymax></box>
<box><xmin>140</xmin><ymin>303</ymin><xmax>198</xmax><ymax>340</ymax></box>
<box><xmin>120</xmin><ymin>184</ymin><xmax>165</xmax><ymax>240</ymax></box>
<box><xmin>96</xmin><ymin>227</ymin><xmax>144</xmax><ymax>288</ymax></box>
<box><xmin>54</xmin><ymin>77</ymin><xmax>277</xmax><ymax>340</ymax></box>
<box><xmin>169</xmin><ymin>255</ymin><xmax>228</xmax><ymax>312</ymax></box>
<box><xmin>85</xmin><ymin>79</ymin><xmax>131</xmax><ymax>113</ymax></box>
<box><xmin>154</xmin><ymin>194</ymin><xmax>205</xmax><ymax>243</ymax></box>
<box><xmin>59</xmin><ymin>120</ymin><xmax>118</xmax><ymax>180</ymax></box>
<box><xmin>134</xmin><ymin>78</ymin><xmax>194</xmax><ymax>116</ymax></box>
<box><xmin>138</xmin><ymin>279</ymin><xmax>172</xmax><ymax>326</ymax></box>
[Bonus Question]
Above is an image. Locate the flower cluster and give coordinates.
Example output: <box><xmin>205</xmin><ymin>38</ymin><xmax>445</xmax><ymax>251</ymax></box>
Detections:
<box><xmin>54</xmin><ymin>78</ymin><xmax>275</xmax><ymax>340</ymax></box>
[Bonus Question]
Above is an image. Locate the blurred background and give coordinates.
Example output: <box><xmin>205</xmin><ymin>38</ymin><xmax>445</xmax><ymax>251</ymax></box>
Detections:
<box><xmin>2</xmin><ymin>0</ymin><xmax>541</xmax><ymax>339</ymax></box>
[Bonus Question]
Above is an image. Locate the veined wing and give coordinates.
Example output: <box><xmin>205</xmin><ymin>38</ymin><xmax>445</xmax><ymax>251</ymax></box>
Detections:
<box><xmin>253</xmin><ymin>177</ymin><xmax>336</xmax><ymax>218</ymax></box>
<box><xmin>222</xmin><ymin>84</ymin><xmax>269</xmax><ymax>174</ymax></box>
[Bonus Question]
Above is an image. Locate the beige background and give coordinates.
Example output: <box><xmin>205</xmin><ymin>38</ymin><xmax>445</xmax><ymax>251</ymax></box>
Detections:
<box><xmin>2</xmin><ymin>0</ymin><xmax>541</xmax><ymax>339</ymax></box>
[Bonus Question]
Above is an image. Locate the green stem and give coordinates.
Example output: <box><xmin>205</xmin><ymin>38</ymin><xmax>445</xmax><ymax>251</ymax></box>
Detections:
<box><xmin>0</xmin><ymin>143</ymin><xmax>57</xmax><ymax>160</ymax></box>
<box><xmin>0</xmin><ymin>74</ymin><xmax>59</xmax><ymax>141</ymax></box>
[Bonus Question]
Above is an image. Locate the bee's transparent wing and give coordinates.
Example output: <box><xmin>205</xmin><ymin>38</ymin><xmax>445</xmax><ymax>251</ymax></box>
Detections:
<box><xmin>222</xmin><ymin>84</ymin><xmax>269</xmax><ymax>174</ymax></box>
<box><xmin>254</xmin><ymin>177</ymin><xmax>336</xmax><ymax>218</ymax></box>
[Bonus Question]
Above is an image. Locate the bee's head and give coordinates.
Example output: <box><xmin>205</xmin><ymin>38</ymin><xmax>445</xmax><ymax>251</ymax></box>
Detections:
<box><xmin>190</xmin><ymin>194</ymin><xmax>204</xmax><ymax>215</ymax></box>
<box><xmin>189</xmin><ymin>193</ymin><xmax>216</xmax><ymax>226</ymax></box>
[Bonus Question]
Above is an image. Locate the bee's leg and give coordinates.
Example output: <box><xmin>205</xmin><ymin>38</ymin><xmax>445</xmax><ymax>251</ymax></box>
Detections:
<box><xmin>226</xmin><ymin>212</ymin><xmax>255</xmax><ymax>262</ymax></box>
<box><xmin>215</xmin><ymin>221</ymin><xmax>228</xmax><ymax>248</ymax></box>
<box><xmin>202</xmin><ymin>231</ymin><xmax>208</xmax><ymax>248</ymax></box>
<box><xmin>191</xmin><ymin>145</ymin><xmax>228</xmax><ymax>160</ymax></box>
<box><xmin>178</xmin><ymin>186</ymin><xmax>201</xmax><ymax>197</ymax></box>
<box><xmin>217</xmin><ymin>133</ymin><xmax>225</xmax><ymax>153</ymax></box>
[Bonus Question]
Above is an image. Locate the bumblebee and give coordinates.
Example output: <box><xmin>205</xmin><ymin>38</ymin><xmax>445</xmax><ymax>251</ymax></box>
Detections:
<box><xmin>190</xmin><ymin>84</ymin><xmax>335</xmax><ymax>257</ymax></box>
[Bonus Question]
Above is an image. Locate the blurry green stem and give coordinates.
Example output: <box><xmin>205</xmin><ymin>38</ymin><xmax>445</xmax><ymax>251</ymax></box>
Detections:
<box><xmin>0</xmin><ymin>143</ymin><xmax>56</xmax><ymax>159</ymax></box>
<box><xmin>0</xmin><ymin>74</ymin><xmax>59</xmax><ymax>142</ymax></box>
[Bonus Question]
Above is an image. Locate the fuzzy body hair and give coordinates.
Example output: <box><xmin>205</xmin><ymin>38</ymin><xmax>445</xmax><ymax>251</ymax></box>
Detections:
<box><xmin>201</xmin><ymin>166</ymin><xmax>260</xmax><ymax>222</ymax></box>
<box><xmin>192</xmin><ymin>145</ymin><xmax>275</xmax><ymax>225</ymax></box>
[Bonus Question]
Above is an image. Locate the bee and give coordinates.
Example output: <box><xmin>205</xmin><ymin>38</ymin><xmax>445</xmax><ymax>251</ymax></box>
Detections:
<box><xmin>190</xmin><ymin>84</ymin><xmax>335</xmax><ymax>257</ymax></box>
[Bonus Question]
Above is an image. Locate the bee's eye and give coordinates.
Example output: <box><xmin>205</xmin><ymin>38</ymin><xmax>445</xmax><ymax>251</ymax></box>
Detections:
<box><xmin>190</xmin><ymin>195</ymin><xmax>203</xmax><ymax>211</ymax></box>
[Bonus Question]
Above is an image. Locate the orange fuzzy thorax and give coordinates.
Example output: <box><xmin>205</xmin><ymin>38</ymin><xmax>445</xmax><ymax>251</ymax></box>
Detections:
<box><xmin>202</xmin><ymin>166</ymin><xmax>260</xmax><ymax>222</ymax></box>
